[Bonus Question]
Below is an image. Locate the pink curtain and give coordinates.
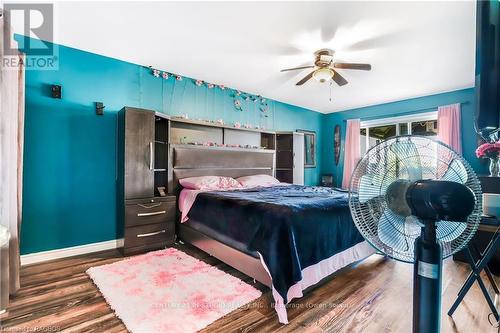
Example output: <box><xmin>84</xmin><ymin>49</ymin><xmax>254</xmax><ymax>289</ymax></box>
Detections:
<box><xmin>342</xmin><ymin>119</ymin><xmax>361</xmax><ymax>189</ymax></box>
<box><xmin>437</xmin><ymin>103</ymin><xmax>462</xmax><ymax>154</ymax></box>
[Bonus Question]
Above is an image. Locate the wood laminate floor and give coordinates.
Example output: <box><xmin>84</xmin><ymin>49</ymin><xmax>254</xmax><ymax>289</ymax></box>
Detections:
<box><xmin>0</xmin><ymin>243</ymin><xmax>498</xmax><ymax>332</ymax></box>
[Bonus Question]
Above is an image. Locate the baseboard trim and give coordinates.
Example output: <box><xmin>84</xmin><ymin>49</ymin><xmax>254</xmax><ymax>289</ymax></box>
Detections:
<box><xmin>20</xmin><ymin>239</ymin><xmax>124</xmax><ymax>266</ymax></box>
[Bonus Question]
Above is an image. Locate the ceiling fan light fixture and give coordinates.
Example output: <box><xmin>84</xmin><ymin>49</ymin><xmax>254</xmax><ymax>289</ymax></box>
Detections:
<box><xmin>313</xmin><ymin>68</ymin><xmax>334</xmax><ymax>83</ymax></box>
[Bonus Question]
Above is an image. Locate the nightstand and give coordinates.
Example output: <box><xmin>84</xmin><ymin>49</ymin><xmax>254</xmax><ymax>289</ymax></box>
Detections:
<box><xmin>123</xmin><ymin>196</ymin><xmax>176</xmax><ymax>255</ymax></box>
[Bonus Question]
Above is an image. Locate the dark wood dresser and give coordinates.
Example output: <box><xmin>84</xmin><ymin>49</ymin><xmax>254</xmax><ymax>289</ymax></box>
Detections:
<box><xmin>117</xmin><ymin>107</ymin><xmax>174</xmax><ymax>255</ymax></box>
<box><xmin>123</xmin><ymin>196</ymin><xmax>176</xmax><ymax>255</ymax></box>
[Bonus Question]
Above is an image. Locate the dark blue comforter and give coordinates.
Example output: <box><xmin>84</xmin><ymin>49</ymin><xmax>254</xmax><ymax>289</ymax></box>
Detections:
<box><xmin>187</xmin><ymin>185</ymin><xmax>365</xmax><ymax>302</ymax></box>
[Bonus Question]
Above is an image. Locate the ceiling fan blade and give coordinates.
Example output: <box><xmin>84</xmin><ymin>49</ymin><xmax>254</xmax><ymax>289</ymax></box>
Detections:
<box><xmin>296</xmin><ymin>71</ymin><xmax>315</xmax><ymax>85</ymax></box>
<box><xmin>332</xmin><ymin>69</ymin><xmax>348</xmax><ymax>86</ymax></box>
<box><xmin>280</xmin><ymin>65</ymin><xmax>314</xmax><ymax>72</ymax></box>
<box><xmin>334</xmin><ymin>63</ymin><xmax>372</xmax><ymax>71</ymax></box>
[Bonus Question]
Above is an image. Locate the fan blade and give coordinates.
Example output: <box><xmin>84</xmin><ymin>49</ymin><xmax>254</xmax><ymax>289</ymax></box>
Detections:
<box><xmin>377</xmin><ymin>208</ymin><xmax>418</xmax><ymax>253</ymax></box>
<box><xmin>280</xmin><ymin>65</ymin><xmax>314</xmax><ymax>72</ymax></box>
<box><xmin>439</xmin><ymin>159</ymin><xmax>468</xmax><ymax>184</ymax></box>
<box><xmin>358</xmin><ymin>173</ymin><xmax>397</xmax><ymax>203</ymax></box>
<box><xmin>334</xmin><ymin>63</ymin><xmax>371</xmax><ymax>71</ymax></box>
<box><xmin>332</xmin><ymin>70</ymin><xmax>348</xmax><ymax>86</ymax></box>
<box><xmin>389</xmin><ymin>139</ymin><xmax>423</xmax><ymax>181</ymax></box>
<box><xmin>296</xmin><ymin>71</ymin><xmax>315</xmax><ymax>85</ymax></box>
<box><xmin>436</xmin><ymin>220</ymin><xmax>467</xmax><ymax>242</ymax></box>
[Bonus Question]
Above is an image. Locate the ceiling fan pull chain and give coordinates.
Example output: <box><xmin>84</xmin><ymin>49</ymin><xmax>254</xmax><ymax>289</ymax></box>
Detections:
<box><xmin>329</xmin><ymin>81</ymin><xmax>333</xmax><ymax>102</ymax></box>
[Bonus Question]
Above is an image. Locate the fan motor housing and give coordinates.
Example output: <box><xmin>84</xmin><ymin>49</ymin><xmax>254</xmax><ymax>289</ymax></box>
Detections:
<box><xmin>406</xmin><ymin>180</ymin><xmax>476</xmax><ymax>222</ymax></box>
<box><xmin>314</xmin><ymin>49</ymin><xmax>334</xmax><ymax>67</ymax></box>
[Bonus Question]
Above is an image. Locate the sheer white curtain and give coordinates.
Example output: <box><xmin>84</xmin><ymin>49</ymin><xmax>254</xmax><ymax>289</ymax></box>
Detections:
<box><xmin>0</xmin><ymin>12</ymin><xmax>25</xmax><ymax>303</ymax></box>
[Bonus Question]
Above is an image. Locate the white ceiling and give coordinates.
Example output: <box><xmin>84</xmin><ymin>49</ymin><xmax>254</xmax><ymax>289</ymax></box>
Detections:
<box><xmin>12</xmin><ymin>1</ymin><xmax>476</xmax><ymax>113</ymax></box>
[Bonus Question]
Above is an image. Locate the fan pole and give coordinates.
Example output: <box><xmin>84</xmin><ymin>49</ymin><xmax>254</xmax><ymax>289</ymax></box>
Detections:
<box><xmin>413</xmin><ymin>221</ymin><xmax>443</xmax><ymax>333</ymax></box>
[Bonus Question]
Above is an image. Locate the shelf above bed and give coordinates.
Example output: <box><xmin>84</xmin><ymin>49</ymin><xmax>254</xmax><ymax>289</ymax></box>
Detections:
<box><xmin>169</xmin><ymin>118</ymin><xmax>276</xmax><ymax>150</ymax></box>
<box><xmin>169</xmin><ymin>143</ymin><xmax>275</xmax><ymax>153</ymax></box>
<box><xmin>170</xmin><ymin>117</ymin><xmax>275</xmax><ymax>134</ymax></box>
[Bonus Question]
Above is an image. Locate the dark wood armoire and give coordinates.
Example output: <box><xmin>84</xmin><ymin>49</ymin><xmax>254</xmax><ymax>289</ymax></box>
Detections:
<box><xmin>117</xmin><ymin>107</ymin><xmax>175</xmax><ymax>255</ymax></box>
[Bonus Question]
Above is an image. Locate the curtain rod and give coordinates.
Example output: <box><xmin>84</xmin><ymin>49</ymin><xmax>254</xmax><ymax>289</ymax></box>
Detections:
<box><xmin>359</xmin><ymin>101</ymin><xmax>471</xmax><ymax>122</ymax></box>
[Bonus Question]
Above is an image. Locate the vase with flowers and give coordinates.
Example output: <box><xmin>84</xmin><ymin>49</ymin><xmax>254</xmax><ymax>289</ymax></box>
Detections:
<box><xmin>476</xmin><ymin>142</ymin><xmax>500</xmax><ymax>176</ymax></box>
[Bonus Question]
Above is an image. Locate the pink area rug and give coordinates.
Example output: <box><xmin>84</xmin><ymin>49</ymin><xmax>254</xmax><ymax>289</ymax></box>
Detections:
<box><xmin>87</xmin><ymin>248</ymin><xmax>262</xmax><ymax>333</ymax></box>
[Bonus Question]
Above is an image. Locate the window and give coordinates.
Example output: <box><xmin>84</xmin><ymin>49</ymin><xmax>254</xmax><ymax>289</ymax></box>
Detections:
<box><xmin>360</xmin><ymin>111</ymin><xmax>438</xmax><ymax>155</ymax></box>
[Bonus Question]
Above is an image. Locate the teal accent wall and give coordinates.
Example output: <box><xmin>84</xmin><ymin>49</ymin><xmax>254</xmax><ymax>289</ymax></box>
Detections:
<box><xmin>321</xmin><ymin>88</ymin><xmax>486</xmax><ymax>187</ymax></box>
<box><xmin>20</xmin><ymin>36</ymin><xmax>480</xmax><ymax>255</ymax></box>
<box><xmin>21</xmin><ymin>40</ymin><xmax>323</xmax><ymax>254</ymax></box>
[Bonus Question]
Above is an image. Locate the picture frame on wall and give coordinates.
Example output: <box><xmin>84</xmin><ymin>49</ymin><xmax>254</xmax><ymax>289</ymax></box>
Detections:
<box><xmin>297</xmin><ymin>129</ymin><xmax>316</xmax><ymax>168</ymax></box>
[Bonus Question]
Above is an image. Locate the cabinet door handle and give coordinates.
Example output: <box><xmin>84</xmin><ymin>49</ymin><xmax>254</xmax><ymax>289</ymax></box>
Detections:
<box><xmin>149</xmin><ymin>141</ymin><xmax>154</xmax><ymax>170</ymax></box>
<box><xmin>137</xmin><ymin>203</ymin><xmax>162</xmax><ymax>209</ymax></box>
<box><xmin>137</xmin><ymin>210</ymin><xmax>166</xmax><ymax>217</ymax></box>
<box><xmin>137</xmin><ymin>230</ymin><xmax>166</xmax><ymax>238</ymax></box>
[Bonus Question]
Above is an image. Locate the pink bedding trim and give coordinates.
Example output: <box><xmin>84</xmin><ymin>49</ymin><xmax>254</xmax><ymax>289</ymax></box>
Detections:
<box><xmin>258</xmin><ymin>241</ymin><xmax>375</xmax><ymax>324</ymax></box>
<box><xmin>179</xmin><ymin>189</ymin><xmax>204</xmax><ymax>223</ymax></box>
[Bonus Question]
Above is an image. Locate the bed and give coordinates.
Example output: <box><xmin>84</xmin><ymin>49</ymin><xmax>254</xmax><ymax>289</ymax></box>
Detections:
<box><xmin>168</xmin><ymin>144</ymin><xmax>375</xmax><ymax>323</ymax></box>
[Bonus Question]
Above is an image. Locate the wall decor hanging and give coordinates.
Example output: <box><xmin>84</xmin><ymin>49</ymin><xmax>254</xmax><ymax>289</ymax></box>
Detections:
<box><xmin>234</xmin><ymin>99</ymin><xmax>243</xmax><ymax>111</ymax></box>
<box><xmin>148</xmin><ymin>66</ymin><xmax>274</xmax><ymax>130</ymax></box>
<box><xmin>334</xmin><ymin>124</ymin><xmax>341</xmax><ymax>165</ymax></box>
<box><xmin>259</xmin><ymin>102</ymin><xmax>269</xmax><ymax>115</ymax></box>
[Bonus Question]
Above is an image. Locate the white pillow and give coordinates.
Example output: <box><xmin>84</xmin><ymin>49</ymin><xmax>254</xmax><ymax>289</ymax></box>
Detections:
<box><xmin>236</xmin><ymin>174</ymin><xmax>281</xmax><ymax>188</ymax></box>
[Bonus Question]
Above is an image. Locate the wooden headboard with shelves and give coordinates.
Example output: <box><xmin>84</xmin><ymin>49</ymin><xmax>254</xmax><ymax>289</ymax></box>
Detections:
<box><xmin>168</xmin><ymin>144</ymin><xmax>275</xmax><ymax>194</ymax></box>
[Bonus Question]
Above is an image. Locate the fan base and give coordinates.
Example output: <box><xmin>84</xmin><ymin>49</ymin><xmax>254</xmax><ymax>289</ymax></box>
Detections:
<box><xmin>413</xmin><ymin>224</ymin><xmax>443</xmax><ymax>333</ymax></box>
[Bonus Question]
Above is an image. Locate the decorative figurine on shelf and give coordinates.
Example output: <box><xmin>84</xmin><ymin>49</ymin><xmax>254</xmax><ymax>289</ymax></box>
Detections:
<box><xmin>476</xmin><ymin>141</ymin><xmax>500</xmax><ymax>177</ymax></box>
<box><xmin>162</xmin><ymin>72</ymin><xmax>169</xmax><ymax>80</ymax></box>
<box><xmin>175</xmin><ymin>75</ymin><xmax>183</xmax><ymax>81</ymax></box>
<box><xmin>218</xmin><ymin>84</ymin><xmax>225</xmax><ymax>90</ymax></box>
<box><xmin>234</xmin><ymin>122</ymin><xmax>241</xmax><ymax>129</ymax></box>
<box><xmin>157</xmin><ymin>187</ymin><xmax>166</xmax><ymax>197</ymax></box>
<box><xmin>152</xmin><ymin>69</ymin><xmax>160</xmax><ymax>77</ymax></box>
<box><xmin>207</xmin><ymin>83</ymin><xmax>215</xmax><ymax>89</ymax></box>
<box><xmin>216</xmin><ymin>119</ymin><xmax>224</xmax><ymax>125</ymax></box>
<box><xmin>195</xmin><ymin>79</ymin><xmax>203</xmax><ymax>86</ymax></box>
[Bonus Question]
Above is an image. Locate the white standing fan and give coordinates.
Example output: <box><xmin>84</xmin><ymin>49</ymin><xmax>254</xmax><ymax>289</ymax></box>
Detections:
<box><xmin>348</xmin><ymin>136</ymin><xmax>482</xmax><ymax>333</ymax></box>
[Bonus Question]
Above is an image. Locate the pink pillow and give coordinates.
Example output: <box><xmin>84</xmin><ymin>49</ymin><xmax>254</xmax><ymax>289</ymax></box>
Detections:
<box><xmin>237</xmin><ymin>174</ymin><xmax>280</xmax><ymax>188</ymax></box>
<box><xmin>179</xmin><ymin>176</ymin><xmax>242</xmax><ymax>190</ymax></box>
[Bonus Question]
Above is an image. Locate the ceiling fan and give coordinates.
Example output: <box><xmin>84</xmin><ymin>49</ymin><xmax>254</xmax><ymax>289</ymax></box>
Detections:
<box><xmin>281</xmin><ymin>49</ymin><xmax>371</xmax><ymax>86</ymax></box>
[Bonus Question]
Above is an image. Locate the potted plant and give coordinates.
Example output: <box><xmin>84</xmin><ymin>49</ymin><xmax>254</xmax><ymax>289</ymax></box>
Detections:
<box><xmin>476</xmin><ymin>142</ymin><xmax>500</xmax><ymax>176</ymax></box>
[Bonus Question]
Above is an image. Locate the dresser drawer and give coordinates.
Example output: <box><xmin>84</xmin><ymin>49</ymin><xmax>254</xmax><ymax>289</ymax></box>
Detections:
<box><xmin>124</xmin><ymin>222</ymin><xmax>175</xmax><ymax>251</ymax></box>
<box><xmin>125</xmin><ymin>199</ymin><xmax>175</xmax><ymax>227</ymax></box>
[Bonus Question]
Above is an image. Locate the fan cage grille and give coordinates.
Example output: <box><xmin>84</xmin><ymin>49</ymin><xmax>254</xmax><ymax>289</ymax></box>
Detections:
<box><xmin>348</xmin><ymin>136</ymin><xmax>482</xmax><ymax>263</ymax></box>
